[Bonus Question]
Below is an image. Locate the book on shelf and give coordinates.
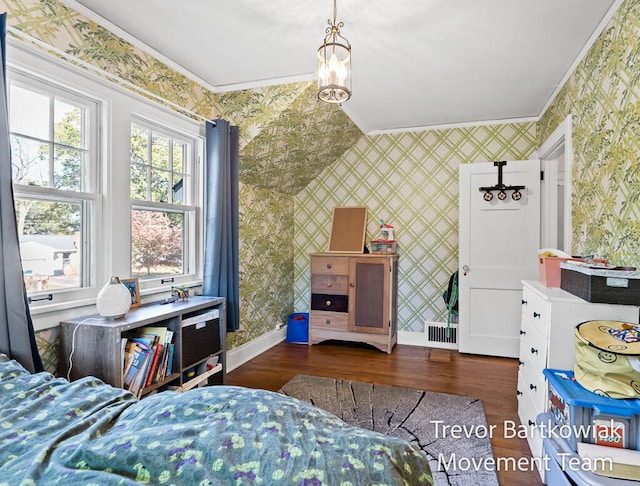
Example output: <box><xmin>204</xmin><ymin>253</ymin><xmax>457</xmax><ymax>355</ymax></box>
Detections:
<box><xmin>129</xmin><ymin>352</ymin><xmax>152</xmax><ymax>397</ymax></box>
<box><xmin>166</xmin><ymin>343</ymin><xmax>175</xmax><ymax>378</ymax></box>
<box><xmin>144</xmin><ymin>341</ymin><xmax>163</xmax><ymax>388</ymax></box>
<box><xmin>122</xmin><ymin>340</ymin><xmax>137</xmax><ymax>381</ymax></box>
<box><xmin>123</xmin><ymin>343</ymin><xmax>148</xmax><ymax>389</ymax></box>
<box><xmin>121</xmin><ymin>326</ymin><xmax>175</xmax><ymax>394</ymax></box>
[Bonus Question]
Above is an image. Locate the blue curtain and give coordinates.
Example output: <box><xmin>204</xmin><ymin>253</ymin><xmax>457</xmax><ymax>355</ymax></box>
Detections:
<box><xmin>0</xmin><ymin>13</ymin><xmax>44</xmax><ymax>373</ymax></box>
<box><xmin>203</xmin><ymin>119</ymin><xmax>240</xmax><ymax>332</ymax></box>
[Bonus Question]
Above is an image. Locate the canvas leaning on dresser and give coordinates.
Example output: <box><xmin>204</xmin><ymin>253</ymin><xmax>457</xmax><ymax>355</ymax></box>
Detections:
<box><xmin>0</xmin><ymin>353</ymin><xmax>433</xmax><ymax>484</ymax></box>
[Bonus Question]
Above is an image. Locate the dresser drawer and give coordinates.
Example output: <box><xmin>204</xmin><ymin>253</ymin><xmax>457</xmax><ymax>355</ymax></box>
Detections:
<box><xmin>519</xmin><ymin>320</ymin><xmax>546</xmax><ymax>374</ymax></box>
<box><xmin>311</xmin><ymin>256</ymin><xmax>349</xmax><ymax>275</ymax></box>
<box><xmin>311</xmin><ymin>274</ymin><xmax>349</xmax><ymax>294</ymax></box>
<box><xmin>521</xmin><ymin>285</ymin><xmax>550</xmax><ymax>335</ymax></box>
<box><xmin>311</xmin><ymin>293</ymin><xmax>348</xmax><ymax>312</ymax></box>
<box><xmin>520</xmin><ymin>355</ymin><xmax>547</xmax><ymax>412</ymax></box>
<box><xmin>309</xmin><ymin>311</ymin><xmax>349</xmax><ymax>330</ymax></box>
<box><xmin>517</xmin><ymin>378</ymin><xmax>544</xmax><ymax>460</ymax></box>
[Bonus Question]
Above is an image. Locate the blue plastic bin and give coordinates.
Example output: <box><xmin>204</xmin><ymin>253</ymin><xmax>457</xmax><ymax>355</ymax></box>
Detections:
<box><xmin>286</xmin><ymin>313</ymin><xmax>309</xmax><ymax>344</ymax></box>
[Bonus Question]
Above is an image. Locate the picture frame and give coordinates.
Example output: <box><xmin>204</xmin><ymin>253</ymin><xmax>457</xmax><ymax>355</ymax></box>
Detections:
<box><xmin>121</xmin><ymin>278</ymin><xmax>141</xmax><ymax>308</ymax></box>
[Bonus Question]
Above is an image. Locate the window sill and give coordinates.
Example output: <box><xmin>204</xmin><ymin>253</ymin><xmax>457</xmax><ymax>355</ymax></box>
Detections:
<box><xmin>29</xmin><ymin>279</ymin><xmax>203</xmax><ymax>332</ymax></box>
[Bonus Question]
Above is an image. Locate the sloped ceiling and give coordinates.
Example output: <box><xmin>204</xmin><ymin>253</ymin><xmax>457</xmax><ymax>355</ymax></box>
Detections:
<box><xmin>213</xmin><ymin>80</ymin><xmax>363</xmax><ymax>194</ymax></box>
<box><xmin>231</xmin><ymin>84</ymin><xmax>363</xmax><ymax>193</ymax></box>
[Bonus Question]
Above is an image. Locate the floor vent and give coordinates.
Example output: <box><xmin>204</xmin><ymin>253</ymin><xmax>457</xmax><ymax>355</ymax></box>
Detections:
<box><xmin>425</xmin><ymin>321</ymin><xmax>459</xmax><ymax>350</ymax></box>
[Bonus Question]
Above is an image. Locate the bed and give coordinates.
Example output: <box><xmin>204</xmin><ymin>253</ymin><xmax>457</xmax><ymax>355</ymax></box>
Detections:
<box><xmin>0</xmin><ymin>353</ymin><xmax>433</xmax><ymax>485</ymax></box>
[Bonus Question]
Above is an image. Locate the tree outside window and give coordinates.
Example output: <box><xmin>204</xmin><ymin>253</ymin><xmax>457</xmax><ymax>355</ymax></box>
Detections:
<box><xmin>130</xmin><ymin>121</ymin><xmax>193</xmax><ymax>279</ymax></box>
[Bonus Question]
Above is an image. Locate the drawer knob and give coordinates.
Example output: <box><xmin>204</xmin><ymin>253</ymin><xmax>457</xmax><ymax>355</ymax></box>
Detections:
<box><xmin>326</xmin><ymin>282</ymin><xmax>332</xmax><ymax>288</ymax></box>
<box><xmin>517</xmin><ymin>390</ymin><xmax>523</xmax><ymax>396</ymax></box>
<box><xmin>529</xmin><ymin>384</ymin><xmax>537</xmax><ymax>391</ymax></box>
<box><xmin>349</xmin><ymin>282</ymin><xmax>355</xmax><ymax>288</ymax></box>
<box><xmin>520</xmin><ymin>330</ymin><xmax>526</xmax><ymax>336</ymax></box>
<box><xmin>530</xmin><ymin>347</ymin><xmax>538</xmax><ymax>355</ymax></box>
<box><xmin>326</xmin><ymin>263</ymin><xmax>332</xmax><ymax>269</ymax></box>
<box><xmin>533</xmin><ymin>311</ymin><xmax>541</xmax><ymax>318</ymax></box>
<box><xmin>528</xmin><ymin>420</ymin><xmax>535</xmax><ymax>427</ymax></box>
<box><xmin>522</xmin><ymin>299</ymin><xmax>528</xmax><ymax>305</ymax></box>
<box><xmin>325</xmin><ymin>319</ymin><xmax>331</xmax><ymax>325</ymax></box>
<box><xmin>326</xmin><ymin>300</ymin><xmax>332</xmax><ymax>307</ymax></box>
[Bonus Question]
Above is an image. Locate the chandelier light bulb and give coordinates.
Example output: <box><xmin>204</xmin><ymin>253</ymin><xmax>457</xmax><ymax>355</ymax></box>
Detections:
<box><xmin>317</xmin><ymin>0</ymin><xmax>352</xmax><ymax>104</ymax></box>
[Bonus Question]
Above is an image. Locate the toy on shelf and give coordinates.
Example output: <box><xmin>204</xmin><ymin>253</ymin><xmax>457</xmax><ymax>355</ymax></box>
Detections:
<box><xmin>171</xmin><ymin>285</ymin><xmax>189</xmax><ymax>301</ymax></box>
<box><xmin>379</xmin><ymin>219</ymin><xmax>395</xmax><ymax>241</ymax></box>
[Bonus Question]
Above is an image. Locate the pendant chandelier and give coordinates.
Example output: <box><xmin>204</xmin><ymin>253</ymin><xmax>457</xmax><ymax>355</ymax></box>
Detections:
<box><xmin>317</xmin><ymin>0</ymin><xmax>352</xmax><ymax>104</ymax></box>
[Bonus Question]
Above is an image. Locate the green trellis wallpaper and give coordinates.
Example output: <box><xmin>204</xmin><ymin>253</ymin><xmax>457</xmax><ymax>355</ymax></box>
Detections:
<box><xmin>539</xmin><ymin>0</ymin><xmax>640</xmax><ymax>266</ymax></box>
<box><xmin>293</xmin><ymin>124</ymin><xmax>538</xmax><ymax>331</ymax></box>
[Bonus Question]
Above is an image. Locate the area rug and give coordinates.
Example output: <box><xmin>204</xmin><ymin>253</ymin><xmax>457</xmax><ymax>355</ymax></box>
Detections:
<box><xmin>280</xmin><ymin>375</ymin><xmax>499</xmax><ymax>486</ymax></box>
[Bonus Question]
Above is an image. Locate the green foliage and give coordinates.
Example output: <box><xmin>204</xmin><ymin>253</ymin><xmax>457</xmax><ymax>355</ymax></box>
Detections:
<box><xmin>54</xmin><ymin>106</ymin><xmax>82</xmax><ymax>191</ymax></box>
<box><xmin>13</xmin><ymin>103</ymin><xmax>84</xmax><ymax>235</ymax></box>
<box><xmin>19</xmin><ymin>200</ymin><xmax>81</xmax><ymax>235</ymax></box>
<box><xmin>130</xmin><ymin>125</ymin><xmax>186</xmax><ymax>204</ymax></box>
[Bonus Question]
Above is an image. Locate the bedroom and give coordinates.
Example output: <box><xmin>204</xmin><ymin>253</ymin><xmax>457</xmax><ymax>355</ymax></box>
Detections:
<box><xmin>1</xmin><ymin>0</ymin><xmax>639</xmax><ymax>485</ymax></box>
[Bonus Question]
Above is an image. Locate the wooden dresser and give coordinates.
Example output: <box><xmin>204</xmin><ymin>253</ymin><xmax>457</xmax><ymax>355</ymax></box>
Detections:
<box><xmin>309</xmin><ymin>253</ymin><xmax>398</xmax><ymax>353</ymax></box>
<box><xmin>517</xmin><ymin>280</ymin><xmax>638</xmax><ymax>479</ymax></box>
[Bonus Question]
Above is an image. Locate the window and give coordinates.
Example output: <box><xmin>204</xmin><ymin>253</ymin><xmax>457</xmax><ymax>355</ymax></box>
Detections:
<box><xmin>7</xmin><ymin>47</ymin><xmax>204</xmax><ymax>323</ymax></box>
<box><xmin>9</xmin><ymin>75</ymin><xmax>98</xmax><ymax>295</ymax></box>
<box><xmin>130</xmin><ymin>120</ymin><xmax>196</xmax><ymax>280</ymax></box>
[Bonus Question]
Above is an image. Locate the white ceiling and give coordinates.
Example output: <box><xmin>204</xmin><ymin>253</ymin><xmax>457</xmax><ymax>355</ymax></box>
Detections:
<box><xmin>65</xmin><ymin>0</ymin><xmax>619</xmax><ymax>134</ymax></box>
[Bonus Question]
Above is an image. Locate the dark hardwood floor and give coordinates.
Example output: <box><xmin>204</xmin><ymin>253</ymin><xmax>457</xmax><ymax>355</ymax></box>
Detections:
<box><xmin>227</xmin><ymin>341</ymin><xmax>544</xmax><ymax>486</ymax></box>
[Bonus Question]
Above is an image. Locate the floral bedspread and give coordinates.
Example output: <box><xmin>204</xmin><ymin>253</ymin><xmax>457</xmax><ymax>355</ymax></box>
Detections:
<box><xmin>0</xmin><ymin>355</ymin><xmax>432</xmax><ymax>485</ymax></box>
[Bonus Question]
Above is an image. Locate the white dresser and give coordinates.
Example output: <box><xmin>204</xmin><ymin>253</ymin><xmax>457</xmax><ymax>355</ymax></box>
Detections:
<box><xmin>517</xmin><ymin>280</ymin><xmax>639</xmax><ymax>477</ymax></box>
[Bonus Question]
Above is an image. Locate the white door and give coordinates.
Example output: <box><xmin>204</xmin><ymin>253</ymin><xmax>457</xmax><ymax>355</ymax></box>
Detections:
<box><xmin>459</xmin><ymin>160</ymin><xmax>540</xmax><ymax>357</ymax></box>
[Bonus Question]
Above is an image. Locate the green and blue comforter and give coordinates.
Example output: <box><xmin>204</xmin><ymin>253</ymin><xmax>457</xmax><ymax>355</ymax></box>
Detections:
<box><xmin>0</xmin><ymin>354</ymin><xmax>432</xmax><ymax>485</ymax></box>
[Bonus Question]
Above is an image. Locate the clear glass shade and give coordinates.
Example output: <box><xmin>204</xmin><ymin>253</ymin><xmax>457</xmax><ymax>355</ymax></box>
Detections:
<box><xmin>317</xmin><ymin>40</ymin><xmax>351</xmax><ymax>104</ymax></box>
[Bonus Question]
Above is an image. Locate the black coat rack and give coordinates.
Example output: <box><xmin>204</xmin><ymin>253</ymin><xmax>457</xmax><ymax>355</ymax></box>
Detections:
<box><xmin>478</xmin><ymin>161</ymin><xmax>525</xmax><ymax>201</ymax></box>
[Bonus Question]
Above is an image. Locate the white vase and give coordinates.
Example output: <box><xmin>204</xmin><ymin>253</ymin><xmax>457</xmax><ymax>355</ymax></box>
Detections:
<box><xmin>96</xmin><ymin>276</ymin><xmax>132</xmax><ymax>319</ymax></box>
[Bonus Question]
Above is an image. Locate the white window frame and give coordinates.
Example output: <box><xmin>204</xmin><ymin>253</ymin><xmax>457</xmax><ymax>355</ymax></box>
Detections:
<box><xmin>126</xmin><ymin>111</ymin><xmax>204</xmax><ymax>295</ymax></box>
<box><xmin>129</xmin><ymin>116</ymin><xmax>200</xmax><ymax>286</ymax></box>
<box><xmin>6</xmin><ymin>41</ymin><xmax>204</xmax><ymax>330</ymax></box>
<box><xmin>8</xmin><ymin>67</ymin><xmax>101</xmax><ymax>309</ymax></box>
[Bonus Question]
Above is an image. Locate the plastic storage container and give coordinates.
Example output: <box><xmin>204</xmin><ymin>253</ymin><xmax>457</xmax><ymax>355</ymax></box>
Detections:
<box><xmin>541</xmin><ymin>412</ymin><xmax>638</xmax><ymax>485</ymax></box>
<box><xmin>538</xmin><ymin>257</ymin><xmax>577</xmax><ymax>287</ymax></box>
<box><xmin>543</xmin><ymin>368</ymin><xmax>640</xmax><ymax>453</ymax></box>
<box><xmin>286</xmin><ymin>313</ymin><xmax>309</xmax><ymax>344</ymax></box>
<box><xmin>370</xmin><ymin>240</ymin><xmax>397</xmax><ymax>254</ymax></box>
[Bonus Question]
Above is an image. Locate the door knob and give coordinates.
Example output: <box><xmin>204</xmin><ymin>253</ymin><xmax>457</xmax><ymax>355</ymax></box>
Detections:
<box><xmin>462</xmin><ymin>265</ymin><xmax>470</xmax><ymax>276</ymax></box>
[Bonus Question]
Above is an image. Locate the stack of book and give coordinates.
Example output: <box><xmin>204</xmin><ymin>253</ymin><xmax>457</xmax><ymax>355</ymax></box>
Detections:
<box><xmin>121</xmin><ymin>326</ymin><xmax>175</xmax><ymax>398</ymax></box>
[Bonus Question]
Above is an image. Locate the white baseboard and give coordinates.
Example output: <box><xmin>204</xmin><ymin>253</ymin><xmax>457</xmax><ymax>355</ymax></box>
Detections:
<box><xmin>397</xmin><ymin>330</ymin><xmax>427</xmax><ymax>346</ymax></box>
<box><xmin>226</xmin><ymin>327</ymin><xmax>287</xmax><ymax>373</ymax></box>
